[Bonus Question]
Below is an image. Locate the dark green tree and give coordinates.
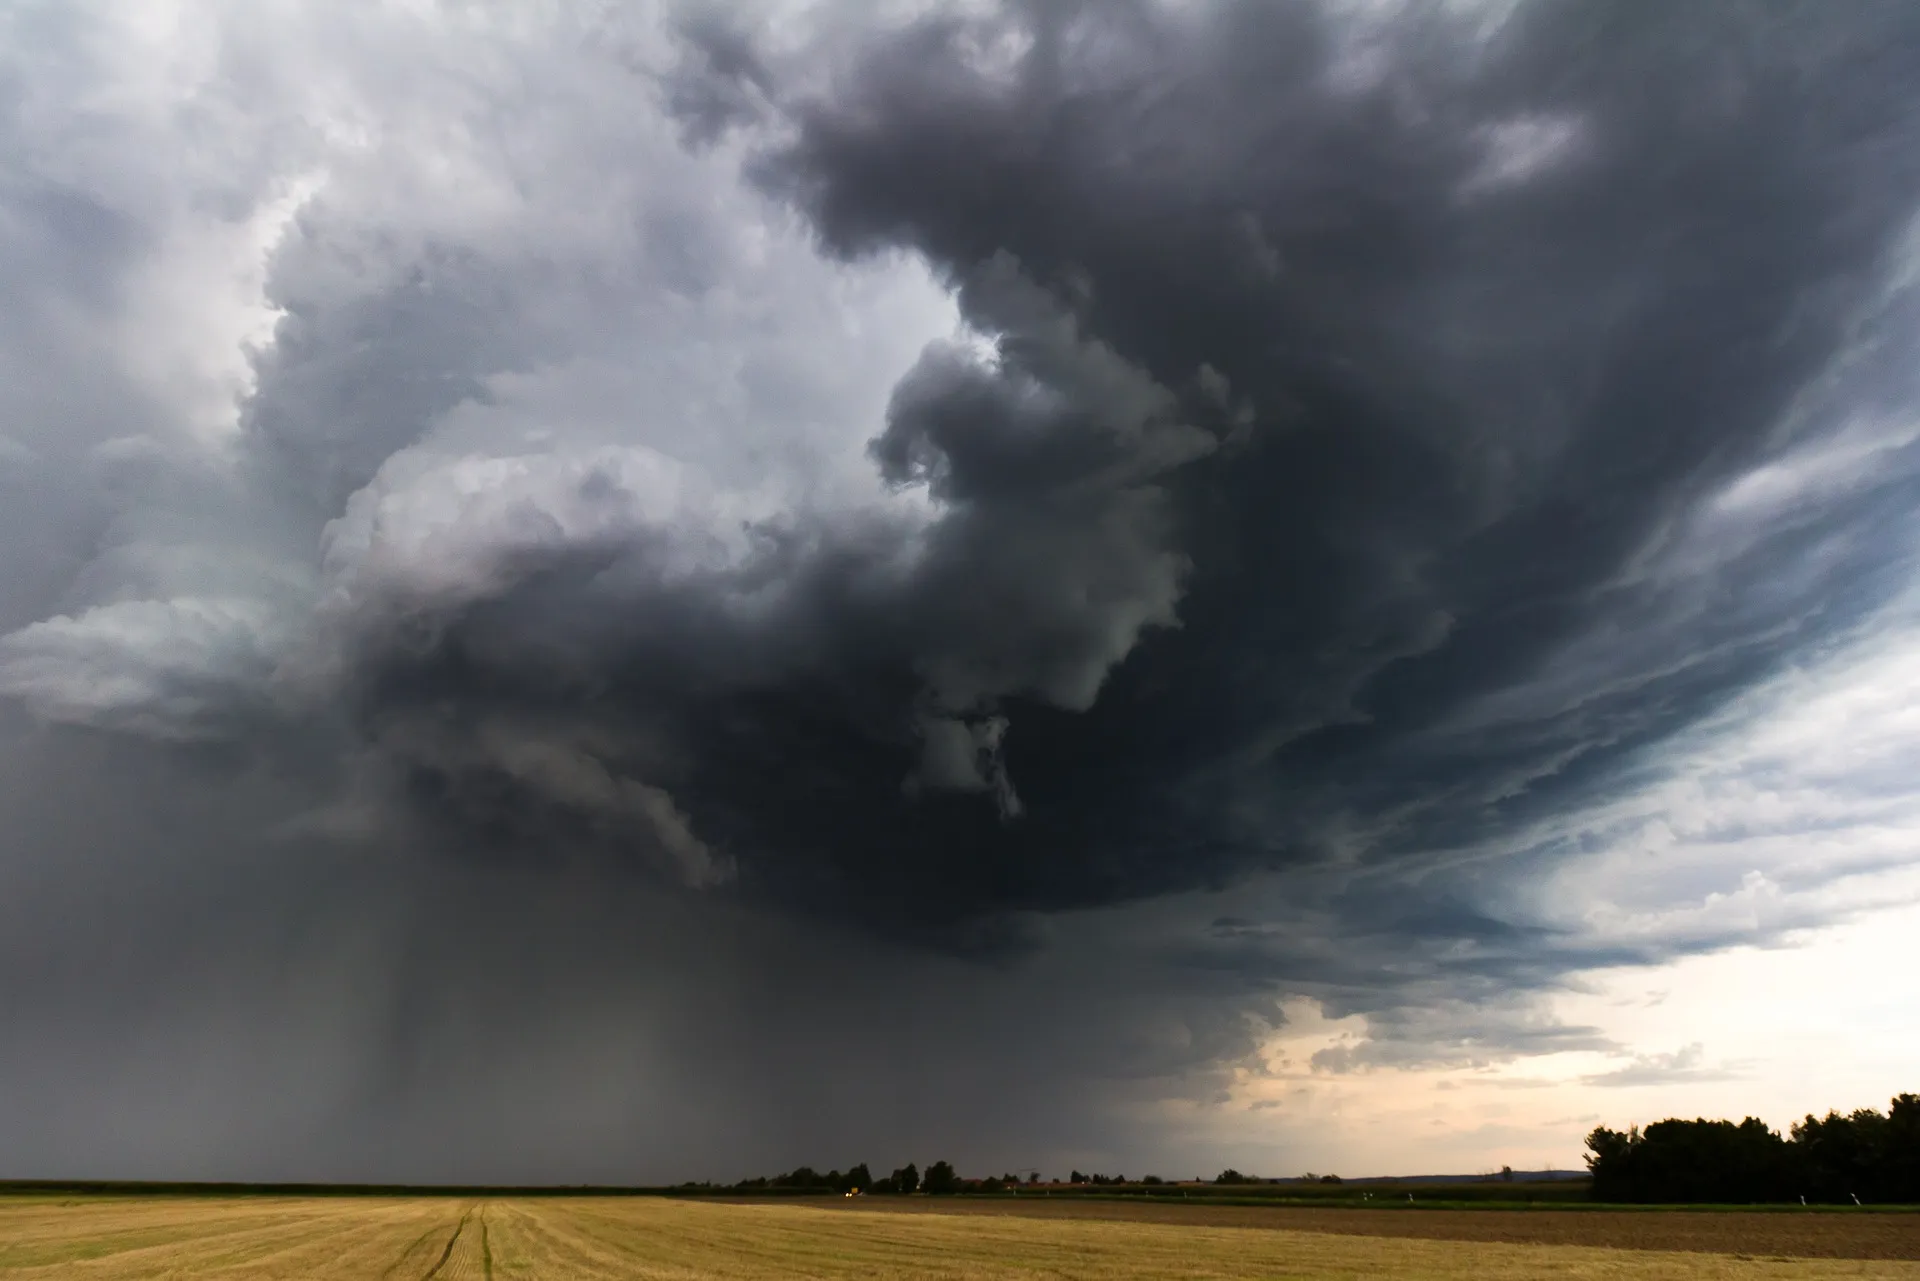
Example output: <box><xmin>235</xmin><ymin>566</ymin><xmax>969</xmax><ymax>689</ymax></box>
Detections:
<box><xmin>1582</xmin><ymin>1107</ymin><xmax>1910</xmax><ymax>1203</ymax></box>
<box><xmin>771</xmin><ymin>1166</ymin><xmax>821</xmax><ymax>1188</ymax></box>
<box><xmin>1889</xmin><ymin>1094</ymin><xmax>1920</xmax><ymax>1202</ymax></box>
<box><xmin>923</xmin><ymin>1160</ymin><xmax>960</xmax><ymax>1195</ymax></box>
<box><xmin>1794</xmin><ymin>1107</ymin><xmax>1892</xmax><ymax>1201</ymax></box>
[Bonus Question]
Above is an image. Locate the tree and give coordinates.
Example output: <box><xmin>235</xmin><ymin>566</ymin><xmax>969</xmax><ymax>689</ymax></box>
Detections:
<box><xmin>1215</xmin><ymin>1169</ymin><xmax>1251</xmax><ymax>1185</ymax></box>
<box><xmin>1889</xmin><ymin>1094</ymin><xmax>1920</xmax><ymax>1203</ymax></box>
<box><xmin>1069</xmin><ymin>1169</ymin><xmax>1088</xmax><ymax>1184</ymax></box>
<box><xmin>1589</xmin><ymin>1117</ymin><xmax>1791</xmax><ymax>1202</ymax></box>
<box><xmin>1584</xmin><ymin>1125</ymin><xmax>1637</xmax><ymax>1201</ymax></box>
<box><xmin>1794</xmin><ymin>1108</ymin><xmax>1890</xmax><ymax>1202</ymax></box>
<box><xmin>840</xmin><ymin>1164</ymin><xmax>872</xmax><ymax>1194</ymax></box>
<box><xmin>923</xmin><ymin>1161</ymin><xmax>960</xmax><ymax>1195</ymax></box>
<box><xmin>888</xmin><ymin>1163</ymin><xmax>919</xmax><ymax>1195</ymax></box>
<box><xmin>1582</xmin><ymin>1096</ymin><xmax>1920</xmax><ymax>1204</ymax></box>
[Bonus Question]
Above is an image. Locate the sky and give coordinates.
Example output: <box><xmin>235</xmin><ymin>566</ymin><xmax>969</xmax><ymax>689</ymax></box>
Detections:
<box><xmin>3</xmin><ymin>0</ymin><xmax>1920</xmax><ymax>1184</ymax></box>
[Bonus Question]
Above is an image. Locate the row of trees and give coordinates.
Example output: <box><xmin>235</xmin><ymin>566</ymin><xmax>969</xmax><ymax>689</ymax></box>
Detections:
<box><xmin>731</xmin><ymin>1165</ymin><xmax>872</xmax><ymax>1194</ymax></box>
<box><xmin>1585</xmin><ymin>1093</ymin><xmax>1920</xmax><ymax>1203</ymax></box>
<box><xmin>728</xmin><ymin>1162</ymin><xmax>1021</xmax><ymax>1195</ymax></box>
<box><xmin>725</xmin><ymin>1166</ymin><xmax>1277</xmax><ymax>1193</ymax></box>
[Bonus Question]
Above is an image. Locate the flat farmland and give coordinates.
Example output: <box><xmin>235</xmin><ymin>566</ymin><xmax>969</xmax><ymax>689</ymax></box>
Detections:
<box><xmin>821</xmin><ymin>1196</ymin><xmax>1920</xmax><ymax>1261</ymax></box>
<box><xmin>2</xmin><ymin>1195</ymin><xmax>1918</xmax><ymax>1280</ymax></box>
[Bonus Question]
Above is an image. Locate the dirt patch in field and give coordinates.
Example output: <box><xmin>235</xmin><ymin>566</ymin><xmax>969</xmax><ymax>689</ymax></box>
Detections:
<box><xmin>783</xmin><ymin>1196</ymin><xmax>1920</xmax><ymax>1261</ymax></box>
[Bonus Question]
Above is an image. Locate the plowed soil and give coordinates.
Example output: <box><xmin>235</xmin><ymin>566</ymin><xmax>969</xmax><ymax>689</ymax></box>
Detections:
<box><xmin>811</xmin><ymin>1195</ymin><xmax>1920</xmax><ymax>1261</ymax></box>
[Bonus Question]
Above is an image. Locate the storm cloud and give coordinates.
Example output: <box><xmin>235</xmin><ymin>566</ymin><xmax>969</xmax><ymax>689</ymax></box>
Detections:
<box><xmin>4</xmin><ymin>0</ymin><xmax>1920</xmax><ymax>1181</ymax></box>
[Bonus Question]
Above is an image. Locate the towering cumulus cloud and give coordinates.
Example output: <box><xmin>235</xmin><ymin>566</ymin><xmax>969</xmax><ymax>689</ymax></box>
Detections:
<box><xmin>3</xmin><ymin>0</ymin><xmax>1920</xmax><ymax>1181</ymax></box>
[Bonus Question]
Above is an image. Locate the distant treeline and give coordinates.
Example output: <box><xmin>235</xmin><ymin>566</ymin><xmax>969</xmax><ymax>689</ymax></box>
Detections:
<box><xmin>707</xmin><ymin>1166</ymin><xmax>1308</xmax><ymax>1195</ymax></box>
<box><xmin>1586</xmin><ymin>1093</ymin><xmax>1920</xmax><ymax>1203</ymax></box>
<box><xmin>723</xmin><ymin>1162</ymin><xmax>991</xmax><ymax>1195</ymax></box>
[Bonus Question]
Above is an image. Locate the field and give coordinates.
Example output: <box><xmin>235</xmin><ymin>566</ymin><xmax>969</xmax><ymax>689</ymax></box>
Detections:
<box><xmin>1</xmin><ymin>1194</ymin><xmax>1917</xmax><ymax>1279</ymax></box>
<box><xmin>823</xmin><ymin>1196</ymin><xmax>1920</xmax><ymax>1260</ymax></box>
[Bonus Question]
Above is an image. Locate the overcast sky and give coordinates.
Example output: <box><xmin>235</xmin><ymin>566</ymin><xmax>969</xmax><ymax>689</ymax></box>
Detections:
<box><xmin>4</xmin><ymin>0</ymin><xmax>1920</xmax><ymax>1184</ymax></box>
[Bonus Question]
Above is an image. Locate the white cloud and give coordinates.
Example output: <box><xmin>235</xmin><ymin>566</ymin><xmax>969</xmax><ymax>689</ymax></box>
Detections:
<box><xmin>0</xmin><ymin>597</ymin><xmax>288</xmax><ymax>739</ymax></box>
<box><xmin>1507</xmin><ymin>604</ymin><xmax>1920</xmax><ymax>954</ymax></box>
<box><xmin>318</xmin><ymin>445</ymin><xmax>772</xmax><ymax>614</ymax></box>
<box><xmin>0</xmin><ymin>0</ymin><xmax>958</xmax><ymax>742</ymax></box>
<box><xmin>1460</xmin><ymin>115</ymin><xmax>1584</xmax><ymax>197</ymax></box>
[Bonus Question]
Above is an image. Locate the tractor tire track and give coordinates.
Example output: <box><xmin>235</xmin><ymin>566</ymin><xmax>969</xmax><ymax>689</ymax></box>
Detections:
<box><xmin>379</xmin><ymin>1213</ymin><xmax>452</xmax><ymax>1281</ymax></box>
<box><xmin>419</xmin><ymin>1207</ymin><xmax>470</xmax><ymax>1281</ymax></box>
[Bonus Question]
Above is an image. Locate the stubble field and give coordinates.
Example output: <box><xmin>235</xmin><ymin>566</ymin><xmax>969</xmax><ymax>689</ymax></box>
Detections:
<box><xmin>1</xmin><ymin>1194</ymin><xmax>1916</xmax><ymax>1279</ymax></box>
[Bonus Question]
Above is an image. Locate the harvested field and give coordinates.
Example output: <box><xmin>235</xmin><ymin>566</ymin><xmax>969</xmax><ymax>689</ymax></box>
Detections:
<box><xmin>2</xmin><ymin>1196</ymin><xmax>1919</xmax><ymax>1279</ymax></box>
<box><xmin>815</xmin><ymin>1196</ymin><xmax>1920</xmax><ymax>1262</ymax></box>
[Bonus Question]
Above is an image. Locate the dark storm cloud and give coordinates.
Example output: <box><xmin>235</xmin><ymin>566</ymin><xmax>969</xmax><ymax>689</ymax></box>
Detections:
<box><xmin>747</xmin><ymin>0</ymin><xmax>1920</xmax><ymax>849</ymax></box>
<box><xmin>0</xmin><ymin>724</ymin><xmax>1290</xmax><ymax>1182</ymax></box>
<box><xmin>310</xmin><ymin>0</ymin><xmax>1920</xmax><ymax>937</ymax></box>
<box><xmin>7</xmin><ymin>0</ymin><xmax>1920</xmax><ymax>1184</ymax></box>
<box><xmin>11</xmin><ymin>0</ymin><xmax>1917</xmax><ymax>946</ymax></box>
